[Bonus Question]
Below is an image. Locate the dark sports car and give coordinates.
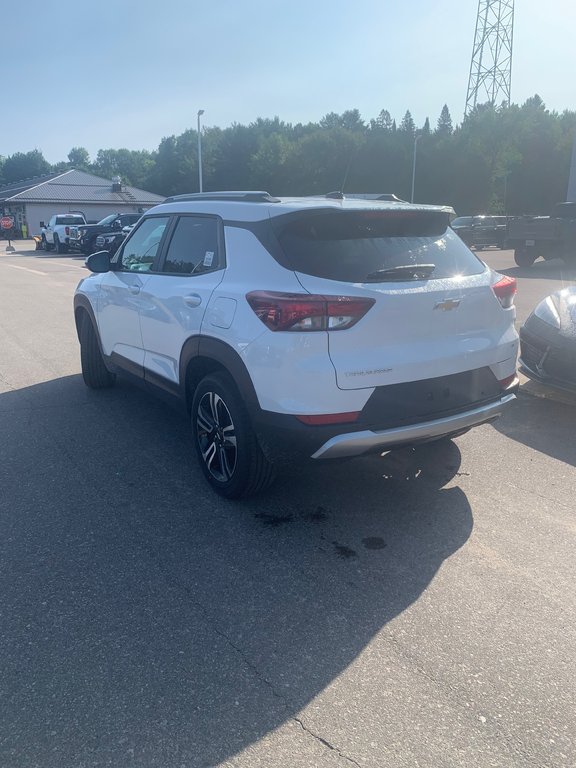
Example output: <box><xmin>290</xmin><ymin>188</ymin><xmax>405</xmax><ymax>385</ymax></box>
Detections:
<box><xmin>519</xmin><ymin>287</ymin><xmax>576</xmax><ymax>392</ymax></box>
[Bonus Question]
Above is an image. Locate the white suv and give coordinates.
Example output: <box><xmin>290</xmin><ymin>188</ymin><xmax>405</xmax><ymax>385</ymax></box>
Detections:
<box><xmin>74</xmin><ymin>191</ymin><xmax>519</xmax><ymax>498</ymax></box>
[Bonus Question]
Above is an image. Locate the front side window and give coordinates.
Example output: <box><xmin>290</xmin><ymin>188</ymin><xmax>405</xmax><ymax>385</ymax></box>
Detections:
<box><xmin>120</xmin><ymin>216</ymin><xmax>169</xmax><ymax>272</ymax></box>
<box><xmin>162</xmin><ymin>216</ymin><xmax>220</xmax><ymax>275</ymax></box>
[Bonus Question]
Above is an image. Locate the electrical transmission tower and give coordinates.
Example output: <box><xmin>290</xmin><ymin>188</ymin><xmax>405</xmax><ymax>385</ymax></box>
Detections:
<box><xmin>465</xmin><ymin>0</ymin><xmax>514</xmax><ymax>116</ymax></box>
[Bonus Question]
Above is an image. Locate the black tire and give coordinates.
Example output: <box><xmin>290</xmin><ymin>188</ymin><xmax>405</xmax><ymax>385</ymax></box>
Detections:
<box><xmin>191</xmin><ymin>371</ymin><xmax>276</xmax><ymax>499</ymax></box>
<box><xmin>54</xmin><ymin>234</ymin><xmax>68</xmax><ymax>254</ymax></box>
<box><xmin>44</xmin><ymin>236</ymin><xmax>54</xmax><ymax>251</ymax></box>
<box><xmin>79</xmin><ymin>316</ymin><xmax>116</xmax><ymax>389</ymax></box>
<box><xmin>514</xmin><ymin>247</ymin><xmax>536</xmax><ymax>268</ymax></box>
<box><xmin>40</xmin><ymin>235</ymin><xmax>48</xmax><ymax>251</ymax></box>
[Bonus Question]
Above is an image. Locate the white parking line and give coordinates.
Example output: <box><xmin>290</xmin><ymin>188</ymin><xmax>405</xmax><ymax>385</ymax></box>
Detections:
<box><xmin>3</xmin><ymin>263</ymin><xmax>47</xmax><ymax>276</ymax></box>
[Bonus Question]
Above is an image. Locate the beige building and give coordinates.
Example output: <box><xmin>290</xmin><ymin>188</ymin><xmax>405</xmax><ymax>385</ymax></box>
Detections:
<box><xmin>0</xmin><ymin>169</ymin><xmax>165</xmax><ymax>236</ymax></box>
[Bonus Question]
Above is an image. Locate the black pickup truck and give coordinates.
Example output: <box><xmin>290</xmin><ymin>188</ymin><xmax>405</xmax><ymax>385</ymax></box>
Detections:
<box><xmin>451</xmin><ymin>215</ymin><xmax>508</xmax><ymax>250</ymax></box>
<box><xmin>67</xmin><ymin>212</ymin><xmax>143</xmax><ymax>254</ymax></box>
<box><xmin>506</xmin><ymin>203</ymin><xmax>576</xmax><ymax>267</ymax></box>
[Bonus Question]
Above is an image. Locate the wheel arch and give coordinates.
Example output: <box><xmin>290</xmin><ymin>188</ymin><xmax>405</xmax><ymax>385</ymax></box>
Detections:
<box><xmin>180</xmin><ymin>336</ymin><xmax>260</xmax><ymax>414</ymax></box>
<box><xmin>73</xmin><ymin>295</ymin><xmax>98</xmax><ymax>342</ymax></box>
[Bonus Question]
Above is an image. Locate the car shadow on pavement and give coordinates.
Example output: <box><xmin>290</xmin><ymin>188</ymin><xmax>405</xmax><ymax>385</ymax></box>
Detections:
<box><xmin>0</xmin><ymin>375</ymin><xmax>473</xmax><ymax>767</ymax></box>
<box><xmin>499</xmin><ymin>259</ymin><xmax>576</xmax><ymax>282</ymax></box>
<box><xmin>493</xmin><ymin>389</ymin><xmax>576</xmax><ymax>467</ymax></box>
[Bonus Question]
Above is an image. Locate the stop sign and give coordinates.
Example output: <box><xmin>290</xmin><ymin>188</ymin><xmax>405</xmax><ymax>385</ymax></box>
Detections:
<box><xmin>1</xmin><ymin>216</ymin><xmax>14</xmax><ymax>229</ymax></box>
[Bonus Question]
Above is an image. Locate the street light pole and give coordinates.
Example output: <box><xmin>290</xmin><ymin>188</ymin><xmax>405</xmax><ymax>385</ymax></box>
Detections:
<box><xmin>411</xmin><ymin>133</ymin><xmax>422</xmax><ymax>203</ymax></box>
<box><xmin>197</xmin><ymin>109</ymin><xmax>205</xmax><ymax>193</ymax></box>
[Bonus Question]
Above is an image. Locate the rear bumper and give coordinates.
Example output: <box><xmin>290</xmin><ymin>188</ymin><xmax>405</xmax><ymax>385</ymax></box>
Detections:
<box><xmin>253</xmin><ymin>371</ymin><xmax>518</xmax><ymax>463</ymax></box>
<box><xmin>312</xmin><ymin>393</ymin><xmax>516</xmax><ymax>459</ymax></box>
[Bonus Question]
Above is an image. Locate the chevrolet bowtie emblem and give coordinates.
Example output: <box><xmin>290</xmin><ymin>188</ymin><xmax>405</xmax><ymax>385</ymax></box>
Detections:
<box><xmin>434</xmin><ymin>298</ymin><xmax>461</xmax><ymax>311</ymax></box>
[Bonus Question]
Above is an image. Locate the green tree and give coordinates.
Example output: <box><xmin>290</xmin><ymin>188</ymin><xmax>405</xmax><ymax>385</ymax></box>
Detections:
<box><xmin>2</xmin><ymin>150</ymin><xmax>51</xmax><ymax>182</ymax></box>
<box><xmin>436</xmin><ymin>104</ymin><xmax>453</xmax><ymax>135</ymax></box>
<box><xmin>67</xmin><ymin>147</ymin><xmax>90</xmax><ymax>169</ymax></box>
<box><xmin>92</xmin><ymin>148</ymin><xmax>155</xmax><ymax>189</ymax></box>
<box><xmin>319</xmin><ymin>110</ymin><xmax>364</xmax><ymax>131</ymax></box>
<box><xmin>399</xmin><ymin>111</ymin><xmax>415</xmax><ymax>136</ymax></box>
<box><xmin>370</xmin><ymin>109</ymin><xmax>393</xmax><ymax>132</ymax></box>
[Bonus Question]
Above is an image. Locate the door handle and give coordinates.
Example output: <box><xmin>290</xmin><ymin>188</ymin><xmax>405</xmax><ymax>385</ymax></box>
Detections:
<box><xmin>184</xmin><ymin>294</ymin><xmax>202</xmax><ymax>308</ymax></box>
<box><xmin>128</xmin><ymin>285</ymin><xmax>141</xmax><ymax>295</ymax></box>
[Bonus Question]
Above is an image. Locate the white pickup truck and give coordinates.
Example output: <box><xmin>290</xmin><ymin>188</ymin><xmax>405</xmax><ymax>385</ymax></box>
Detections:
<box><xmin>41</xmin><ymin>213</ymin><xmax>87</xmax><ymax>253</ymax></box>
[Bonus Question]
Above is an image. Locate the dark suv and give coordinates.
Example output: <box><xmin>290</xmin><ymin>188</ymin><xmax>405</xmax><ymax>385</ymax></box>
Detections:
<box><xmin>451</xmin><ymin>216</ymin><xmax>508</xmax><ymax>250</ymax></box>
<box><xmin>68</xmin><ymin>213</ymin><xmax>143</xmax><ymax>254</ymax></box>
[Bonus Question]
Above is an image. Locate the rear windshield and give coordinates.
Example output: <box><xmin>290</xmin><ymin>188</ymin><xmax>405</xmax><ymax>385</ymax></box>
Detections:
<box><xmin>274</xmin><ymin>211</ymin><xmax>485</xmax><ymax>282</ymax></box>
<box><xmin>56</xmin><ymin>216</ymin><xmax>84</xmax><ymax>225</ymax></box>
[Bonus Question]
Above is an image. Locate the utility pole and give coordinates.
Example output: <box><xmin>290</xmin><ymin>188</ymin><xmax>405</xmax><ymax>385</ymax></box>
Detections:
<box><xmin>411</xmin><ymin>134</ymin><xmax>421</xmax><ymax>204</ymax></box>
<box><xmin>197</xmin><ymin>109</ymin><xmax>205</xmax><ymax>192</ymax></box>
<box><xmin>568</xmin><ymin>133</ymin><xmax>576</xmax><ymax>202</ymax></box>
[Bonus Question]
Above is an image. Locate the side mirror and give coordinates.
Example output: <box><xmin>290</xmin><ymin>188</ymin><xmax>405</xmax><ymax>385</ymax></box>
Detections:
<box><xmin>86</xmin><ymin>250</ymin><xmax>111</xmax><ymax>273</ymax></box>
<box><xmin>40</xmin><ymin>221</ymin><xmax>45</xmax><ymax>228</ymax></box>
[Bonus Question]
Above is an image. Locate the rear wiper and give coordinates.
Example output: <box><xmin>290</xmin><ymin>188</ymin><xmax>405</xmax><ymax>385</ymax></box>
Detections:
<box><xmin>364</xmin><ymin>264</ymin><xmax>436</xmax><ymax>282</ymax></box>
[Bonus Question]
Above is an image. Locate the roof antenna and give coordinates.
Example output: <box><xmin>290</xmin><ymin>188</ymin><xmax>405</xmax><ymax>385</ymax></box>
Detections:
<box><xmin>341</xmin><ymin>150</ymin><xmax>354</xmax><ymax>196</ymax></box>
<box><xmin>328</xmin><ymin>147</ymin><xmax>356</xmax><ymax>200</ymax></box>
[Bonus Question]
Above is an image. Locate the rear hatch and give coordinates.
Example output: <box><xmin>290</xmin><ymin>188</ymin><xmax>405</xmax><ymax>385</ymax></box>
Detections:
<box><xmin>273</xmin><ymin>208</ymin><xmax>513</xmax><ymax>390</ymax></box>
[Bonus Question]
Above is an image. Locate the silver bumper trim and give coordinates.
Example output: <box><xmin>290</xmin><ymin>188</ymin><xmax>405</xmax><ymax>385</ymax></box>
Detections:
<box><xmin>312</xmin><ymin>394</ymin><xmax>516</xmax><ymax>460</ymax></box>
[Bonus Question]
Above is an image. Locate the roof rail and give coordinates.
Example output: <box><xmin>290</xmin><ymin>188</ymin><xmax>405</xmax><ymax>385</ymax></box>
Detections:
<box><xmin>308</xmin><ymin>192</ymin><xmax>408</xmax><ymax>202</ymax></box>
<box><xmin>163</xmin><ymin>191</ymin><xmax>281</xmax><ymax>204</ymax></box>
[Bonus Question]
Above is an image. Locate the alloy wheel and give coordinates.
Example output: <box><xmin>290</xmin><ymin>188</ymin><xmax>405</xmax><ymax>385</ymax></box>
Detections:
<box><xmin>196</xmin><ymin>391</ymin><xmax>238</xmax><ymax>482</ymax></box>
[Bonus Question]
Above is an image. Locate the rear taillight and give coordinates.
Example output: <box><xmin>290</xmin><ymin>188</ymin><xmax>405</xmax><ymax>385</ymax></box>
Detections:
<box><xmin>65</xmin><ymin>226</ymin><xmax>70</xmax><ymax>236</ymax></box>
<box><xmin>492</xmin><ymin>275</ymin><xmax>516</xmax><ymax>308</ymax></box>
<box><xmin>246</xmin><ymin>291</ymin><xmax>374</xmax><ymax>332</ymax></box>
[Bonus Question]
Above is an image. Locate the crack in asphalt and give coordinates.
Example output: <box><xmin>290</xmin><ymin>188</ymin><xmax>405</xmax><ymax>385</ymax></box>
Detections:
<box><xmin>294</xmin><ymin>717</ymin><xmax>361</xmax><ymax>767</ymax></box>
<box><xmin>151</xmin><ymin>571</ymin><xmax>363</xmax><ymax>767</ymax></box>
<box><xmin>40</xmin><ymin>424</ymin><xmax>364</xmax><ymax>765</ymax></box>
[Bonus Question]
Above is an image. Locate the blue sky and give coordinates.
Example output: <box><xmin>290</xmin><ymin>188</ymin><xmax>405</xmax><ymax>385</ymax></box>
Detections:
<box><xmin>6</xmin><ymin>0</ymin><xmax>576</xmax><ymax>163</ymax></box>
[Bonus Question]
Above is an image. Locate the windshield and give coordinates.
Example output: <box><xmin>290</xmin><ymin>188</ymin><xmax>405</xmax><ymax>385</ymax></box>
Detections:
<box><xmin>97</xmin><ymin>214</ymin><xmax>118</xmax><ymax>226</ymax></box>
<box><xmin>274</xmin><ymin>211</ymin><xmax>485</xmax><ymax>282</ymax></box>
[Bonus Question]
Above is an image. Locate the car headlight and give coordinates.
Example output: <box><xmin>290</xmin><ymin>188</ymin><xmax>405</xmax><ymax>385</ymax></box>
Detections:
<box><xmin>533</xmin><ymin>296</ymin><xmax>560</xmax><ymax>329</ymax></box>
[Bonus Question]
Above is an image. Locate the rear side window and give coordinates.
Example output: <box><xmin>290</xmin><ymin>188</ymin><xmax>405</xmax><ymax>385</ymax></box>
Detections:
<box><xmin>274</xmin><ymin>211</ymin><xmax>485</xmax><ymax>282</ymax></box>
<box><xmin>162</xmin><ymin>216</ymin><xmax>221</xmax><ymax>275</ymax></box>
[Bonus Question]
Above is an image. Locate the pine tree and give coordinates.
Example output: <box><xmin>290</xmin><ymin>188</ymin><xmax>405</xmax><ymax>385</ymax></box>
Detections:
<box><xmin>436</xmin><ymin>105</ymin><xmax>453</xmax><ymax>135</ymax></box>
<box><xmin>376</xmin><ymin>109</ymin><xmax>393</xmax><ymax>131</ymax></box>
<box><xmin>399</xmin><ymin>111</ymin><xmax>415</xmax><ymax>135</ymax></box>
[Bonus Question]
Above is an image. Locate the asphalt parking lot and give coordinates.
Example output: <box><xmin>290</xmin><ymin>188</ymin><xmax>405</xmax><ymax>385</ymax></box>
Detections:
<box><xmin>0</xmin><ymin>241</ymin><xmax>575</xmax><ymax>768</ymax></box>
